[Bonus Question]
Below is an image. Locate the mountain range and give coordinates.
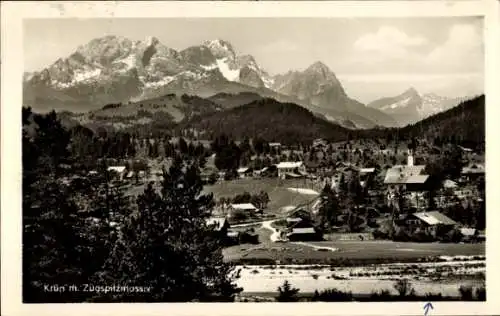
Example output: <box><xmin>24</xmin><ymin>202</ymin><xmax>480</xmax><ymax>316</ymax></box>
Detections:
<box><xmin>23</xmin><ymin>35</ymin><xmax>474</xmax><ymax>130</ymax></box>
<box><xmin>367</xmin><ymin>87</ymin><xmax>469</xmax><ymax>126</ymax></box>
<box><xmin>24</xmin><ymin>35</ymin><xmax>399</xmax><ymax>129</ymax></box>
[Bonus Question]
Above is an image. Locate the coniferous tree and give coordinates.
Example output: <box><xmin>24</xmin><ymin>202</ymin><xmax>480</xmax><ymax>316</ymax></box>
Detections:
<box><xmin>317</xmin><ymin>184</ymin><xmax>339</xmax><ymax>230</ymax></box>
<box><xmin>23</xmin><ymin>109</ymin><xmax>93</xmax><ymax>302</ymax></box>
<box><xmin>102</xmin><ymin>157</ymin><xmax>242</xmax><ymax>301</ymax></box>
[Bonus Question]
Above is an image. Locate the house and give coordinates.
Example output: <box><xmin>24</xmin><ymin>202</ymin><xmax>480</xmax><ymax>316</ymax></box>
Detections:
<box><xmin>405</xmin><ymin>211</ymin><xmax>457</xmax><ymax>237</ymax></box>
<box><xmin>443</xmin><ymin>179</ymin><xmax>458</xmax><ymax>189</ymax></box>
<box><xmin>107</xmin><ymin>166</ymin><xmax>127</xmax><ymax>181</ymax></box>
<box><xmin>217</xmin><ymin>171</ymin><xmax>226</xmax><ymax>181</ymax></box>
<box><xmin>461</xmin><ymin>163</ymin><xmax>485</xmax><ymax>181</ymax></box>
<box><xmin>458</xmin><ymin>145</ymin><xmax>473</xmax><ymax>153</ymax></box>
<box><xmin>229</xmin><ymin>203</ymin><xmax>261</xmax><ymax>216</ymax></box>
<box><xmin>286</xmin><ymin>227</ymin><xmax>322</xmax><ymax>241</ymax></box>
<box><xmin>460</xmin><ymin>228</ymin><xmax>477</xmax><ymax>243</ymax></box>
<box><xmin>312</xmin><ymin>138</ymin><xmax>328</xmax><ymax>148</ymax></box>
<box><xmin>384</xmin><ymin>150</ymin><xmax>430</xmax><ymax>209</ymax></box>
<box><xmin>359</xmin><ymin>167</ymin><xmax>376</xmax><ymax>187</ymax></box>
<box><xmin>286</xmin><ymin>217</ymin><xmax>303</xmax><ymax>225</ymax></box>
<box><xmin>237</xmin><ymin>167</ymin><xmax>253</xmax><ymax>178</ymax></box>
<box><xmin>206</xmin><ymin>217</ymin><xmax>230</xmax><ymax>233</ymax></box>
<box><xmin>257</xmin><ymin>165</ymin><xmax>277</xmax><ymax>177</ymax></box>
<box><xmin>384</xmin><ymin>150</ymin><xmax>429</xmax><ymax>190</ymax></box>
<box><xmin>269</xmin><ymin>142</ymin><xmax>282</xmax><ymax>150</ymax></box>
<box><xmin>226</xmin><ymin>230</ymin><xmax>240</xmax><ymax>245</ymax></box>
<box><xmin>276</xmin><ymin>161</ymin><xmax>306</xmax><ymax>179</ymax></box>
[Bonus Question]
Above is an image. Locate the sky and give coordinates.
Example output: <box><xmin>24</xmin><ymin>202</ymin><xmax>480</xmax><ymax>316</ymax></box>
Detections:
<box><xmin>24</xmin><ymin>17</ymin><xmax>484</xmax><ymax>103</ymax></box>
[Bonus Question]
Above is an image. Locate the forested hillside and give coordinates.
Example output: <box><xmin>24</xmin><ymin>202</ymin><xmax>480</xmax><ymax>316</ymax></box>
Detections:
<box><xmin>184</xmin><ymin>98</ymin><xmax>353</xmax><ymax>145</ymax></box>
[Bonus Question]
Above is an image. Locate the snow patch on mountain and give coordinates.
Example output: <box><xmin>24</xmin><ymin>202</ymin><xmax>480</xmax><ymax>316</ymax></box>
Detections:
<box><xmin>200</xmin><ymin>63</ymin><xmax>218</xmax><ymax>71</ymax></box>
<box><xmin>74</xmin><ymin>68</ymin><xmax>102</xmax><ymax>82</ymax></box>
<box><xmin>382</xmin><ymin>96</ymin><xmax>412</xmax><ymax>110</ymax></box>
<box><xmin>144</xmin><ymin>75</ymin><xmax>176</xmax><ymax>88</ymax></box>
<box><xmin>216</xmin><ymin>58</ymin><xmax>240</xmax><ymax>81</ymax></box>
<box><xmin>114</xmin><ymin>54</ymin><xmax>137</xmax><ymax>70</ymax></box>
<box><xmin>262</xmin><ymin>76</ymin><xmax>275</xmax><ymax>89</ymax></box>
<box><xmin>52</xmin><ymin>68</ymin><xmax>103</xmax><ymax>89</ymax></box>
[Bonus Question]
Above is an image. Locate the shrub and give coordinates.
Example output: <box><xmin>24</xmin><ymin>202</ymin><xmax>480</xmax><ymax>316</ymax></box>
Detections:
<box><xmin>312</xmin><ymin>288</ymin><xmax>353</xmax><ymax>301</ymax></box>
<box><xmin>394</xmin><ymin>279</ymin><xmax>415</xmax><ymax>297</ymax></box>
<box><xmin>475</xmin><ymin>286</ymin><xmax>486</xmax><ymax>301</ymax></box>
<box><xmin>276</xmin><ymin>280</ymin><xmax>300</xmax><ymax>302</ymax></box>
<box><xmin>459</xmin><ymin>285</ymin><xmax>474</xmax><ymax>300</ymax></box>
<box><xmin>425</xmin><ymin>292</ymin><xmax>443</xmax><ymax>300</ymax></box>
<box><xmin>370</xmin><ymin>289</ymin><xmax>392</xmax><ymax>300</ymax></box>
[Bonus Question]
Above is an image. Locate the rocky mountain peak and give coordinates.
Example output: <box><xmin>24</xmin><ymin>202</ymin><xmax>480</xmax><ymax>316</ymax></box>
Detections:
<box><xmin>145</xmin><ymin>36</ymin><xmax>160</xmax><ymax>47</ymax></box>
<box><xmin>402</xmin><ymin>87</ymin><xmax>420</xmax><ymax>98</ymax></box>
<box><xmin>202</xmin><ymin>39</ymin><xmax>236</xmax><ymax>60</ymax></box>
<box><xmin>303</xmin><ymin>61</ymin><xmax>339</xmax><ymax>83</ymax></box>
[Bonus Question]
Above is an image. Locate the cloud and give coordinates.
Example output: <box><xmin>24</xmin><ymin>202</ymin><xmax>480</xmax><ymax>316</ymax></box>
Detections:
<box><xmin>353</xmin><ymin>26</ymin><xmax>427</xmax><ymax>58</ymax></box>
<box><xmin>425</xmin><ymin>24</ymin><xmax>483</xmax><ymax>72</ymax></box>
<box><xmin>259</xmin><ymin>40</ymin><xmax>300</xmax><ymax>53</ymax></box>
<box><xmin>346</xmin><ymin>23</ymin><xmax>483</xmax><ymax>75</ymax></box>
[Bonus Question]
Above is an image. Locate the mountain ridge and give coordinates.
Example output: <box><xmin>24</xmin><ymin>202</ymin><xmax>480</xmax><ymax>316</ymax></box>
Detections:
<box><xmin>24</xmin><ymin>35</ymin><xmax>464</xmax><ymax>130</ymax></box>
<box><xmin>367</xmin><ymin>88</ymin><xmax>471</xmax><ymax>126</ymax></box>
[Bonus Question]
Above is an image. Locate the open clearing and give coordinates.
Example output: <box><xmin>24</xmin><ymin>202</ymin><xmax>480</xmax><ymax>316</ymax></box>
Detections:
<box><xmin>224</xmin><ymin>241</ymin><xmax>485</xmax><ymax>263</ymax></box>
<box><xmin>203</xmin><ymin>178</ymin><xmax>321</xmax><ymax>213</ymax></box>
<box><xmin>125</xmin><ymin>177</ymin><xmax>321</xmax><ymax>214</ymax></box>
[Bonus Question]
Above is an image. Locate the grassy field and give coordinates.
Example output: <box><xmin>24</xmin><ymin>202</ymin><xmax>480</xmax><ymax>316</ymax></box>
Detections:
<box><xmin>203</xmin><ymin>177</ymin><xmax>321</xmax><ymax>214</ymax></box>
<box><xmin>125</xmin><ymin>177</ymin><xmax>321</xmax><ymax>213</ymax></box>
<box><xmin>223</xmin><ymin>241</ymin><xmax>485</xmax><ymax>264</ymax></box>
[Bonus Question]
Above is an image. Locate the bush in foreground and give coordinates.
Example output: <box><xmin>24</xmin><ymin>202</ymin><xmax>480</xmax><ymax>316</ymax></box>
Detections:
<box><xmin>276</xmin><ymin>280</ymin><xmax>300</xmax><ymax>302</ymax></box>
<box><xmin>312</xmin><ymin>288</ymin><xmax>353</xmax><ymax>301</ymax></box>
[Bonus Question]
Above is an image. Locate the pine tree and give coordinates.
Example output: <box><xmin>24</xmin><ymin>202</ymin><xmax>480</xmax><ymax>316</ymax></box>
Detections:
<box><xmin>23</xmin><ymin>109</ymin><xmax>93</xmax><ymax>302</ymax></box>
<box><xmin>318</xmin><ymin>184</ymin><xmax>339</xmax><ymax>229</ymax></box>
<box><xmin>102</xmin><ymin>157</ymin><xmax>242</xmax><ymax>301</ymax></box>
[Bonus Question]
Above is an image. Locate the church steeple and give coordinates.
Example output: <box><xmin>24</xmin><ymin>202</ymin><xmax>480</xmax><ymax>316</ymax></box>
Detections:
<box><xmin>407</xmin><ymin>149</ymin><xmax>414</xmax><ymax>166</ymax></box>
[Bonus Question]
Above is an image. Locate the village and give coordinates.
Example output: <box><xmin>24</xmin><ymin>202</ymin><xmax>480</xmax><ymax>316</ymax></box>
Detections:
<box><xmin>90</xmin><ymin>136</ymin><xmax>485</xmax><ymax>258</ymax></box>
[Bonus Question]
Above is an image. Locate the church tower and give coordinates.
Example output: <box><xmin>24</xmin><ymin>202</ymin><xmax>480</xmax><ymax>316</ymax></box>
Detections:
<box><xmin>407</xmin><ymin>149</ymin><xmax>414</xmax><ymax>167</ymax></box>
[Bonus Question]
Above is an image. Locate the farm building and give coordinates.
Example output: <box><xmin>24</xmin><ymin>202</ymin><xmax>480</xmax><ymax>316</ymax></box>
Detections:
<box><xmin>276</xmin><ymin>161</ymin><xmax>307</xmax><ymax>179</ymax></box>
<box><xmin>237</xmin><ymin>167</ymin><xmax>254</xmax><ymax>178</ymax></box>
<box><xmin>229</xmin><ymin>203</ymin><xmax>261</xmax><ymax>216</ymax></box>
<box><xmin>286</xmin><ymin>227</ymin><xmax>322</xmax><ymax>241</ymax></box>
<box><xmin>404</xmin><ymin>211</ymin><xmax>457</xmax><ymax>237</ymax></box>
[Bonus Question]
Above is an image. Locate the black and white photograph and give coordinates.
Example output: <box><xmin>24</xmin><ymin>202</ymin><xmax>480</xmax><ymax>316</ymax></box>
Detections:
<box><xmin>2</xmin><ymin>1</ymin><xmax>499</xmax><ymax>314</ymax></box>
